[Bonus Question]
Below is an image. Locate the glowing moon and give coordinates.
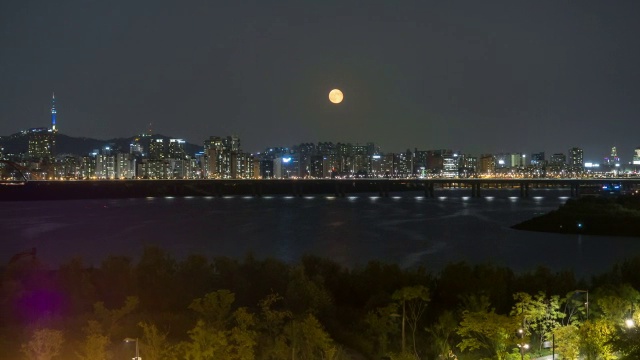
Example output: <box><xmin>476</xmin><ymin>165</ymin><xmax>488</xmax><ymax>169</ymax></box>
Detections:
<box><xmin>329</xmin><ymin>89</ymin><xmax>344</xmax><ymax>104</ymax></box>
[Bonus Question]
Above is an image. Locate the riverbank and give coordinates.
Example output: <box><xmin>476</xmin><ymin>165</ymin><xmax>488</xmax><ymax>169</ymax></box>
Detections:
<box><xmin>512</xmin><ymin>195</ymin><xmax>640</xmax><ymax>237</ymax></box>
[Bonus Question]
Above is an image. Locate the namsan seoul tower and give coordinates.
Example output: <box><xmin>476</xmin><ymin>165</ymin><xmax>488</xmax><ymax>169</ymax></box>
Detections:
<box><xmin>51</xmin><ymin>92</ymin><xmax>57</xmax><ymax>133</ymax></box>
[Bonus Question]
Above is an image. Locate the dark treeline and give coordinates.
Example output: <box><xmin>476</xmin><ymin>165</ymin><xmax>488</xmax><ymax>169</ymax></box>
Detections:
<box><xmin>2</xmin><ymin>247</ymin><xmax>640</xmax><ymax>359</ymax></box>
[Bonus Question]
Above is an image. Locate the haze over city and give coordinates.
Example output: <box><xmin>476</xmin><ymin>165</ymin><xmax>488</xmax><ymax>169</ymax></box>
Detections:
<box><xmin>2</xmin><ymin>1</ymin><xmax>640</xmax><ymax>157</ymax></box>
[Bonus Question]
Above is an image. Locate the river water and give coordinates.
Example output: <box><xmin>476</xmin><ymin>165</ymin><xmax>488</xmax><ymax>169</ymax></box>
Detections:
<box><xmin>2</xmin><ymin>189</ymin><xmax>639</xmax><ymax>278</ymax></box>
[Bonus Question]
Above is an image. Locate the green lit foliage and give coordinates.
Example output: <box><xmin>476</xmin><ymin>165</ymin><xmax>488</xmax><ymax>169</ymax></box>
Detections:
<box><xmin>75</xmin><ymin>320</ymin><xmax>110</xmax><ymax>360</ymax></box>
<box><xmin>285</xmin><ymin>265</ymin><xmax>332</xmax><ymax>316</ymax></box>
<box><xmin>392</xmin><ymin>285</ymin><xmax>430</xmax><ymax>357</ymax></box>
<box><xmin>610</xmin><ymin>325</ymin><xmax>640</xmax><ymax>359</ymax></box>
<box><xmin>92</xmin><ymin>296</ymin><xmax>139</xmax><ymax>339</ymax></box>
<box><xmin>457</xmin><ymin>295</ymin><xmax>519</xmax><ymax>360</ymax></box>
<box><xmin>286</xmin><ymin>313</ymin><xmax>342</xmax><ymax>360</ymax></box>
<box><xmin>553</xmin><ymin>325</ymin><xmax>580</xmax><ymax>360</ymax></box>
<box><xmin>255</xmin><ymin>293</ymin><xmax>292</xmax><ymax>360</ymax></box>
<box><xmin>594</xmin><ymin>284</ymin><xmax>640</xmax><ymax>324</ymax></box>
<box><xmin>22</xmin><ymin>328</ymin><xmax>65</xmax><ymax>360</ymax></box>
<box><xmin>563</xmin><ymin>291</ymin><xmax>589</xmax><ymax>325</ymax></box>
<box><xmin>510</xmin><ymin>292</ymin><xmax>564</xmax><ymax>351</ymax></box>
<box><xmin>188</xmin><ymin>290</ymin><xmax>235</xmax><ymax>329</ymax></box>
<box><xmin>182</xmin><ymin>290</ymin><xmax>257</xmax><ymax>360</ymax></box>
<box><xmin>364</xmin><ymin>303</ymin><xmax>399</xmax><ymax>356</ymax></box>
<box><xmin>139</xmin><ymin>321</ymin><xmax>176</xmax><ymax>360</ymax></box>
<box><xmin>579</xmin><ymin>319</ymin><xmax>617</xmax><ymax>360</ymax></box>
<box><xmin>426</xmin><ymin>310</ymin><xmax>458</xmax><ymax>360</ymax></box>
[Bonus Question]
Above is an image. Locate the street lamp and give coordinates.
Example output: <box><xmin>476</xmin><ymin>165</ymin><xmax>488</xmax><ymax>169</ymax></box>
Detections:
<box><xmin>575</xmin><ymin>289</ymin><xmax>589</xmax><ymax>320</ymax></box>
<box><xmin>625</xmin><ymin>318</ymin><xmax>635</xmax><ymax>328</ymax></box>
<box><xmin>124</xmin><ymin>337</ymin><xmax>140</xmax><ymax>360</ymax></box>
<box><xmin>517</xmin><ymin>328</ymin><xmax>529</xmax><ymax>360</ymax></box>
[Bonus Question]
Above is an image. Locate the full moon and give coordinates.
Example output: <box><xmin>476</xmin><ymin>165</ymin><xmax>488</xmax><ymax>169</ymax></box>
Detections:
<box><xmin>328</xmin><ymin>89</ymin><xmax>344</xmax><ymax>104</ymax></box>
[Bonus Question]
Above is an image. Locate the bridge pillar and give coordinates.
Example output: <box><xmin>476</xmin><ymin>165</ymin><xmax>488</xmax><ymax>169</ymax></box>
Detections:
<box><xmin>335</xmin><ymin>182</ymin><xmax>345</xmax><ymax>197</ymax></box>
<box><xmin>379</xmin><ymin>183</ymin><xmax>389</xmax><ymax>197</ymax></box>
<box><xmin>292</xmin><ymin>182</ymin><xmax>304</xmax><ymax>197</ymax></box>
<box><xmin>475</xmin><ymin>183</ymin><xmax>481</xmax><ymax>198</ymax></box>
<box><xmin>253</xmin><ymin>182</ymin><xmax>262</xmax><ymax>197</ymax></box>
<box><xmin>423</xmin><ymin>183</ymin><xmax>435</xmax><ymax>197</ymax></box>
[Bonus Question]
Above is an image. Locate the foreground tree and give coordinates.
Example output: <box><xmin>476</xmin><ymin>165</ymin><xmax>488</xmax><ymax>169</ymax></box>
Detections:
<box><xmin>286</xmin><ymin>313</ymin><xmax>343</xmax><ymax>360</ymax></box>
<box><xmin>139</xmin><ymin>321</ymin><xmax>176</xmax><ymax>360</ymax></box>
<box><xmin>22</xmin><ymin>328</ymin><xmax>64</xmax><ymax>360</ymax></box>
<box><xmin>553</xmin><ymin>325</ymin><xmax>580</xmax><ymax>360</ymax></box>
<box><xmin>364</xmin><ymin>303</ymin><xmax>399</xmax><ymax>357</ymax></box>
<box><xmin>579</xmin><ymin>319</ymin><xmax>616</xmax><ymax>360</ymax></box>
<box><xmin>610</xmin><ymin>325</ymin><xmax>640</xmax><ymax>359</ymax></box>
<box><xmin>426</xmin><ymin>310</ymin><xmax>458</xmax><ymax>360</ymax></box>
<box><xmin>255</xmin><ymin>293</ymin><xmax>292</xmax><ymax>360</ymax></box>
<box><xmin>392</xmin><ymin>285</ymin><xmax>430</xmax><ymax>357</ymax></box>
<box><xmin>75</xmin><ymin>321</ymin><xmax>109</xmax><ymax>360</ymax></box>
<box><xmin>457</xmin><ymin>296</ymin><xmax>519</xmax><ymax>360</ymax></box>
<box><xmin>511</xmin><ymin>292</ymin><xmax>564</xmax><ymax>352</ymax></box>
<box><xmin>182</xmin><ymin>290</ymin><xmax>257</xmax><ymax>360</ymax></box>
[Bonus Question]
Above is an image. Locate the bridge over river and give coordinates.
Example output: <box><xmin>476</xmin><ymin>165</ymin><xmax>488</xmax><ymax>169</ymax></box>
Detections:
<box><xmin>1</xmin><ymin>178</ymin><xmax>638</xmax><ymax>201</ymax></box>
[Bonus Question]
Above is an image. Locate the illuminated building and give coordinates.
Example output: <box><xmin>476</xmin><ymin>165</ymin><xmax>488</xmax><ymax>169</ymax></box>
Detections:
<box><xmin>568</xmin><ymin>147</ymin><xmax>584</xmax><ymax>173</ymax></box>
<box><xmin>604</xmin><ymin>146</ymin><xmax>620</xmax><ymax>165</ymax></box>
<box><xmin>130</xmin><ymin>138</ymin><xmax>143</xmax><ymax>156</ymax></box>
<box><xmin>309</xmin><ymin>155</ymin><xmax>324</xmax><ymax>178</ymax></box>
<box><xmin>280</xmin><ymin>154</ymin><xmax>299</xmax><ymax>178</ymax></box>
<box><xmin>142</xmin><ymin>159</ymin><xmax>169</xmax><ymax>179</ymax></box>
<box><xmin>80</xmin><ymin>155</ymin><xmax>96</xmax><ymax>179</ymax></box>
<box><xmin>442</xmin><ymin>152</ymin><xmax>459</xmax><ymax>178</ymax></box>
<box><xmin>204</xmin><ymin>136</ymin><xmax>241</xmax><ymax>178</ymax></box>
<box><xmin>479</xmin><ymin>154</ymin><xmax>495</xmax><ymax>175</ymax></box>
<box><xmin>632</xmin><ymin>148</ymin><xmax>640</xmax><ymax>165</ymax></box>
<box><xmin>393</xmin><ymin>151</ymin><xmax>413</xmax><ymax>177</ymax></box>
<box><xmin>260</xmin><ymin>159</ymin><xmax>274</xmax><ymax>178</ymax></box>
<box><xmin>380</xmin><ymin>154</ymin><xmax>394</xmax><ymax>177</ymax></box>
<box><xmin>149</xmin><ymin>139</ymin><xmax>165</xmax><ymax>160</ymax></box>
<box><xmin>351</xmin><ymin>153</ymin><xmax>370</xmax><ymax>175</ymax></box>
<box><xmin>459</xmin><ymin>154</ymin><xmax>477</xmax><ymax>177</ymax></box>
<box><xmin>56</xmin><ymin>156</ymin><xmax>79</xmax><ymax>179</ymax></box>
<box><xmin>413</xmin><ymin>150</ymin><xmax>428</xmax><ymax>175</ymax></box>
<box><xmin>27</xmin><ymin>127</ymin><xmax>55</xmax><ymax>159</ymax></box>
<box><xmin>530</xmin><ymin>152</ymin><xmax>545</xmax><ymax>168</ymax></box>
<box><xmin>96</xmin><ymin>154</ymin><xmax>115</xmax><ymax>179</ymax></box>
<box><xmin>168</xmin><ymin>139</ymin><xmax>186</xmax><ymax>159</ymax></box>
<box><xmin>116</xmin><ymin>153</ymin><xmax>135</xmax><ymax>179</ymax></box>
<box><xmin>510</xmin><ymin>153</ymin><xmax>525</xmax><ymax>169</ymax></box>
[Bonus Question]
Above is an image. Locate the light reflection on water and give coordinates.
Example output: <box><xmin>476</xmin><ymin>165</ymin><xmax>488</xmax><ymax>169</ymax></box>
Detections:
<box><xmin>1</xmin><ymin>189</ymin><xmax>639</xmax><ymax>278</ymax></box>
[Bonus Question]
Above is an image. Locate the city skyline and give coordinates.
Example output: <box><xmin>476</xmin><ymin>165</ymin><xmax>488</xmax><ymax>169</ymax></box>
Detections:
<box><xmin>2</xmin><ymin>99</ymin><xmax>636</xmax><ymax>165</ymax></box>
<box><xmin>2</xmin><ymin>1</ymin><xmax>639</xmax><ymax>159</ymax></box>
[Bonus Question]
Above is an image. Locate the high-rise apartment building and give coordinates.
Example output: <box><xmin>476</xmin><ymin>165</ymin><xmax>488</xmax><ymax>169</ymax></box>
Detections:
<box><xmin>568</xmin><ymin>147</ymin><xmax>584</xmax><ymax>172</ymax></box>
<box><xmin>168</xmin><ymin>139</ymin><xmax>186</xmax><ymax>159</ymax></box>
<box><xmin>149</xmin><ymin>139</ymin><xmax>165</xmax><ymax>160</ymax></box>
<box><xmin>27</xmin><ymin>128</ymin><xmax>55</xmax><ymax>159</ymax></box>
<box><xmin>479</xmin><ymin>154</ymin><xmax>495</xmax><ymax>175</ymax></box>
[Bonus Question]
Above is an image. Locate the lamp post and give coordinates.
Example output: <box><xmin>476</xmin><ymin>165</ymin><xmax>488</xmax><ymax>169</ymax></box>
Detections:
<box><xmin>575</xmin><ymin>289</ymin><xmax>589</xmax><ymax>320</ymax></box>
<box><xmin>124</xmin><ymin>337</ymin><xmax>140</xmax><ymax>360</ymax></box>
<box><xmin>517</xmin><ymin>328</ymin><xmax>529</xmax><ymax>360</ymax></box>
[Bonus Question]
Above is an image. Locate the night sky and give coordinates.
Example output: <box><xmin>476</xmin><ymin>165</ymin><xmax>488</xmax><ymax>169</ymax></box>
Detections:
<box><xmin>2</xmin><ymin>1</ymin><xmax>640</xmax><ymax>161</ymax></box>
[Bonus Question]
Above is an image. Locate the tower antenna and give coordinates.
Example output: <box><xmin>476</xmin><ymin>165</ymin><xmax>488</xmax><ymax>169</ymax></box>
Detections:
<box><xmin>51</xmin><ymin>92</ymin><xmax>57</xmax><ymax>133</ymax></box>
